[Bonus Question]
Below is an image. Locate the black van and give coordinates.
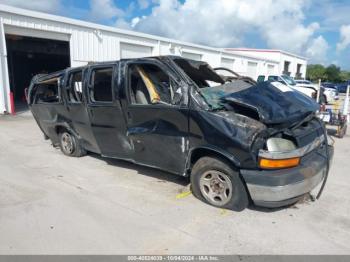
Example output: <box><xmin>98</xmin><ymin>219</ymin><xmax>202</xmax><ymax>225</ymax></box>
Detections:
<box><xmin>27</xmin><ymin>56</ymin><xmax>333</xmax><ymax>211</ymax></box>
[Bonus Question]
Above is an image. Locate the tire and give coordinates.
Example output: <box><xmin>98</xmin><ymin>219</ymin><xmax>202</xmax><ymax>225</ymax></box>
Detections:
<box><xmin>58</xmin><ymin>131</ymin><xmax>86</xmax><ymax>157</ymax></box>
<box><xmin>190</xmin><ymin>156</ymin><xmax>249</xmax><ymax>211</ymax></box>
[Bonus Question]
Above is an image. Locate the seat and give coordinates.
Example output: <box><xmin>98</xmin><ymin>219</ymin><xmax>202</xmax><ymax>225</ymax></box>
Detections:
<box><xmin>135</xmin><ymin>79</ymin><xmax>151</xmax><ymax>104</ymax></box>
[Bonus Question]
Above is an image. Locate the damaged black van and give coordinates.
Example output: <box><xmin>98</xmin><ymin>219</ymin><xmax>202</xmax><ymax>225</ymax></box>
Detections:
<box><xmin>27</xmin><ymin>56</ymin><xmax>333</xmax><ymax>211</ymax></box>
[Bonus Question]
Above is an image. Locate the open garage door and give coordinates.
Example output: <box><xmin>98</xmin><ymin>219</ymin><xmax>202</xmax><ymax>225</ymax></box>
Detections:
<box><xmin>6</xmin><ymin>34</ymin><xmax>70</xmax><ymax>112</ymax></box>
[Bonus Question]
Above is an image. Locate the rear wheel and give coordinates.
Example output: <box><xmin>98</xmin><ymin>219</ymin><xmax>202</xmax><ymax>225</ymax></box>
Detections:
<box><xmin>59</xmin><ymin>131</ymin><xmax>86</xmax><ymax>157</ymax></box>
<box><xmin>191</xmin><ymin>156</ymin><xmax>249</xmax><ymax>211</ymax></box>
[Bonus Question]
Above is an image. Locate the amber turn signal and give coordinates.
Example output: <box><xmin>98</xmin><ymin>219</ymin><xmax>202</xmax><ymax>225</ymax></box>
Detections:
<box><xmin>259</xmin><ymin>157</ymin><xmax>300</xmax><ymax>169</ymax></box>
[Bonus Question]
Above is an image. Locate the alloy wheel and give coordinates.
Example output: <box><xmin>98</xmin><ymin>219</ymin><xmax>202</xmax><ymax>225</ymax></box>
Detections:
<box><xmin>199</xmin><ymin>170</ymin><xmax>233</xmax><ymax>206</ymax></box>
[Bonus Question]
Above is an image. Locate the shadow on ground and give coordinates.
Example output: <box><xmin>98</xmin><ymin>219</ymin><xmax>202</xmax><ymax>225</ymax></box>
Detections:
<box><xmin>88</xmin><ymin>152</ymin><xmax>297</xmax><ymax>213</ymax></box>
<box><xmin>88</xmin><ymin>152</ymin><xmax>190</xmax><ymax>187</ymax></box>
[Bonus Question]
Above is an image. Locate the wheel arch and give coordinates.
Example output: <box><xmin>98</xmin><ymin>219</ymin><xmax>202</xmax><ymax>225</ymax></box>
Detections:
<box><xmin>185</xmin><ymin>146</ymin><xmax>241</xmax><ymax>176</ymax></box>
<box><xmin>52</xmin><ymin>123</ymin><xmax>79</xmax><ymax>145</ymax></box>
<box><xmin>188</xmin><ymin>148</ymin><xmax>251</xmax><ymax>210</ymax></box>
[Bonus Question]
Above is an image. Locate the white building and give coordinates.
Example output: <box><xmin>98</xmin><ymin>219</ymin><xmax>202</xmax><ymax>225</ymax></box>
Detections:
<box><xmin>0</xmin><ymin>4</ymin><xmax>307</xmax><ymax>114</ymax></box>
<box><xmin>225</xmin><ymin>48</ymin><xmax>308</xmax><ymax>79</ymax></box>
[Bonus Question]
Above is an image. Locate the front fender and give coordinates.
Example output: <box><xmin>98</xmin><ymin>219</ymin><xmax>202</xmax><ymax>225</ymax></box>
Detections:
<box><xmin>185</xmin><ymin>145</ymin><xmax>241</xmax><ymax>175</ymax></box>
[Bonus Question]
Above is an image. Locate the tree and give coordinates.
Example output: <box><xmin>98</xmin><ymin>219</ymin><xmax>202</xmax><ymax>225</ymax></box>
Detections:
<box><xmin>306</xmin><ymin>64</ymin><xmax>326</xmax><ymax>82</ymax></box>
<box><xmin>307</xmin><ymin>64</ymin><xmax>350</xmax><ymax>83</ymax></box>
<box><xmin>325</xmin><ymin>64</ymin><xmax>341</xmax><ymax>82</ymax></box>
<box><xmin>340</xmin><ymin>71</ymin><xmax>350</xmax><ymax>82</ymax></box>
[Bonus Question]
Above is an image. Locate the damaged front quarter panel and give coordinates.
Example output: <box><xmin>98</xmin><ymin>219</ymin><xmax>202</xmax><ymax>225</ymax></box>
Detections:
<box><xmin>189</xmin><ymin>109</ymin><xmax>268</xmax><ymax>169</ymax></box>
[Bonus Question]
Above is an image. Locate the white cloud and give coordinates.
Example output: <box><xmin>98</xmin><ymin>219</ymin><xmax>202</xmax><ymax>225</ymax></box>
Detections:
<box><xmin>138</xmin><ymin>0</ymin><xmax>151</xmax><ymax>9</ymax></box>
<box><xmin>115</xmin><ymin>18</ymin><xmax>132</xmax><ymax>30</ymax></box>
<box><xmin>305</xmin><ymin>36</ymin><xmax>329</xmax><ymax>64</ymax></box>
<box><xmin>0</xmin><ymin>0</ymin><xmax>62</xmax><ymax>13</ymax></box>
<box><xmin>1</xmin><ymin>0</ymin><xmax>331</xmax><ymax>63</ymax></box>
<box><xmin>127</xmin><ymin>0</ymin><xmax>325</xmax><ymax>58</ymax></box>
<box><xmin>89</xmin><ymin>0</ymin><xmax>124</xmax><ymax>22</ymax></box>
<box><xmin>337</xmin><ymin>24</ymin><xmax>350</xmax><ymax>52</ymax></box>
<box><xmin>310</xmin><ymin>0</ymin><xmax>350</xmax><ymax>31</ymax></box>
<box><xmin>131</xmin><ymin>17</ymin><xmax>141</xmax><ymax>28</ymax></box>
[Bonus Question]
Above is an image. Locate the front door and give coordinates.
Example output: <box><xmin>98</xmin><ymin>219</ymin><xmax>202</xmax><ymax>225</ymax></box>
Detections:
<box><xmin>86</xmin><ymin>64</ymin><xmax>131</xmax><ymax>158</ymax></box>
<box><xmin>122</xmin><ymin>60</ymin><xmax>189</xmax><ymax>175</ymax></box>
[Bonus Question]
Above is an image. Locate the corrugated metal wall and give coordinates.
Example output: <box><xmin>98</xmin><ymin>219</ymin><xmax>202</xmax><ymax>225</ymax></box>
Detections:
<box><xmin>0</xmin><ymin>6</ymin><xmax>281</xmax><ymax>113</ymax></box>
<box><xmin>0</xmin><ymin>11</ymin><xmax>242</xmax><ymax>66</ymax></box>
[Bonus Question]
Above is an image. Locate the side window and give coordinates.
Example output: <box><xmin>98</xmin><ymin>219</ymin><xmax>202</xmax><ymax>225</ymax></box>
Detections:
<box><xmin>66</xmin><ymin>71</ymin><xmax>83</xmax><ymax>103</ymax></box>
<box><xmin>90</xmin><ymin>67</ymin><xmax>113</xmax><ymax>102</ymax></box>
<box><xmin>268</xmin><ymin>75</ymin><xmax>278</xmax><ymax>82</ymax></box>
<box><xmin>128</xmin><ymin>63</ymin><xmax>181</xmax><ymax>105</ymax></box>
<box><xmin>257</xmin><ymin>75</ymin><xmax>265</xmax><ymax>82</ymax></box>
<box><xmin>33</xmin><ymin>78</ymin><xmax>60</xmax><ymax>104</ymax></box>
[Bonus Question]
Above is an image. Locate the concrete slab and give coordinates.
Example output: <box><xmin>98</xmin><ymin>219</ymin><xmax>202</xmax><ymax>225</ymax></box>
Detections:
<box><xmin>0</xmin><ymin>112</ymin><xmax>349</xmax><ymax>254</ymax></box>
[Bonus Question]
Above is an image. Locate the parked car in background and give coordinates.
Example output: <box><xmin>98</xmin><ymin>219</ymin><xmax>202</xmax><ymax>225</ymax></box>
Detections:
<box><xmin>257</xmin><ymin>75</ymin><xmax>328</xmax><ymax>104</ymax></box>
<box><xmin>336</xmin><ymin>81</ymin><xmax>349</xmax><ymax>93</ymax></box>
<box><xmin>295</xmin><ymin>80</ymin><xmax>338</xmax><ymax>103</ymax></box>
<box><xmin>322</xmin><ymin>82</ymin><xmax>338</xmax><ymax>90</ymax></box>
<box><xmin>27</xmin><ymin>56</ymin><xmax>333</xmax><ymax>211</ymax></box>
<box><xmin>294</xmin><ymin>80</ymin><xmax>312</xmax><ymax>85</ymax></box>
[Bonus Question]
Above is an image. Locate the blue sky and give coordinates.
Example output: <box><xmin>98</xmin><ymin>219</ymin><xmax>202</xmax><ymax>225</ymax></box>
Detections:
<box><xmin>1</xmin><ymin>0</ymin><xmax>350</xmax><ymax>69</ymax></box>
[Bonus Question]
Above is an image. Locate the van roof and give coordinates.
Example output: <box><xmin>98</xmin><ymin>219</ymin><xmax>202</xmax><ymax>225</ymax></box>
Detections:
<box><xmin>31</xmin><ymin>55</ymin><xmax>202</xmax><ymax>84</ymax></box>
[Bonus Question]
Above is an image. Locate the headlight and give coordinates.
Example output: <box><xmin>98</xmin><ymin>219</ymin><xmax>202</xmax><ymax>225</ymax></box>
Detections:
<box><xmin>266</xmin><ymin>137</ymin><xmax>297</xmax><ymax>152</ymax></box>
<box><xmin>259</xmin><ymin>138</ymin><xmax>300</xmax><ymax>169</ymax></box>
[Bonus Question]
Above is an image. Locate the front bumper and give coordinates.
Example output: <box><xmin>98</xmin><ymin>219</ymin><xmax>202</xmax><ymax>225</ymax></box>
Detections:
<box><xmin>241</xmin><ymin>145</ymin><xmax>333</xmax><ymax>208</ymax></box>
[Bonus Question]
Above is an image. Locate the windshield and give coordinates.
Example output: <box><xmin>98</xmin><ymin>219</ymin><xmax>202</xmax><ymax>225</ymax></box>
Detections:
<box><xmin>173</xmin><ymin>58</ymin><xmax>252</xmax><ymax>110</ymax></box>
<box><xmin>173</xmin><ymin>58</ymin><xmax>225</xmax><ymax>109</ymax></box>
<box><xmin>281</xmin><ymin>74</ymin><xmax>296</xmax><ymax>86</ymax></box>
<box><xmin>173</xmin><ymin>58</ymin><xmax>224</xmax><ymax>88</ymax></box>
<box><xmin>200</xmin><ymin>82</ymin><xmax>252</xmax><ymax>110</ymax></box>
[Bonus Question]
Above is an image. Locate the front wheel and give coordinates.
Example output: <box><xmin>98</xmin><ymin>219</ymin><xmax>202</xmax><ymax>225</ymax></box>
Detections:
<box><xmin>191</xmin><ymin>156</ymin><xmax>249</xmax><ymax>211</ymax></box>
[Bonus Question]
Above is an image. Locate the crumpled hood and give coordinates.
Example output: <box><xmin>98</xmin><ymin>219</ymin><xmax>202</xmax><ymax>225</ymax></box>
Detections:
<box><xmin>223</xmin><ymin>82</ymin><xmax>319</xmax><ymax>124</ymax></box>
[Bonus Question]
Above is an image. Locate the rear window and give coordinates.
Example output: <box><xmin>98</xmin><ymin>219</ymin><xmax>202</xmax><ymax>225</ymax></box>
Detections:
<box><xmin>31</xmin><ymin>78</ymin><xmax>60</xmax><ymax>104</ymax></box>
<box><xmin>66</xmin><ymin>71</ymin><xmax>83</xmax><ymax>103</ymax></box>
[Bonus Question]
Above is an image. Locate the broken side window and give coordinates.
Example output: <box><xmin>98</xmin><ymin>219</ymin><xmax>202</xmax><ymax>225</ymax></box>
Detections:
<box><xmin>33</xmin><ymin>78</ymin><xmax>60</xmax><ymax>104</ymax></box>
<box><xmin>128</xmin><ymin>63</ymin><xmax>181</xmax><ymax>106</ymax></box>
<box><xmin>66</xmin><ymin>71</ymin><xmax>83</xmax><ymax>103</ymax></box>
<box><xmin>90</xmin><ymin>67</ymin><xmax>113</xmax><ymax>102</ymax></box>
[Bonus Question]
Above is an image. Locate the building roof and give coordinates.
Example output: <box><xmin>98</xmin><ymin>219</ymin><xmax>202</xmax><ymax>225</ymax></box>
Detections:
<box><xmin>225</xmin><ymin>48</ymin><xmax>307</xmax><ymax>60</ymax></box>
